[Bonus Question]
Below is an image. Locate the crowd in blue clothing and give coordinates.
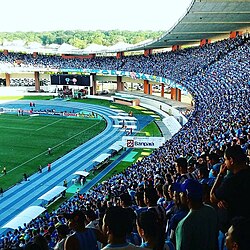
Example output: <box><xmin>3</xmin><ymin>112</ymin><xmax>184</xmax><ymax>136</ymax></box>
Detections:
<box><xmin>0</xmin><ymin>35</ymin><xmax>250</xmax><ymax>249</ymax></box>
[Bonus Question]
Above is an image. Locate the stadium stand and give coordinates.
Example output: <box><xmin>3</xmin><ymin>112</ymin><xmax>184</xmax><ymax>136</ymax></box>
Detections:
<box><xmin>0</xmin><ymin>35</ymin><xmax>249</xmax><ymax>249</ymax></box>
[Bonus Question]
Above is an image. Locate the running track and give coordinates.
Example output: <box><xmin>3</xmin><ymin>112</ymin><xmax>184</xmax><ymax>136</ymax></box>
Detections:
<box><xmin>0</xmin><ymin>100</ymin><xmax>153</xmax><ymax>233</ymax></box>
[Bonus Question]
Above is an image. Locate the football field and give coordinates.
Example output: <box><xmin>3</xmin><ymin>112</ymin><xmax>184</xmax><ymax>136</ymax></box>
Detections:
<box><xmin>0</xmin><ymin>114</ymin><xmax>106</xmax><ymax>189</ymax></box>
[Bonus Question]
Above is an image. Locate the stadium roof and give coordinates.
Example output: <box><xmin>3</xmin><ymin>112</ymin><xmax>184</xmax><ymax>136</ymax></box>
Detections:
<box><xmin>123</xmin><ymin>0</ymin><xmax>250</xmax><ymax>52</ymax></box>
<box><xmin>2</xmin><ymin>206</ymin><xmax>46</xmax><ymax>229</ymax></box>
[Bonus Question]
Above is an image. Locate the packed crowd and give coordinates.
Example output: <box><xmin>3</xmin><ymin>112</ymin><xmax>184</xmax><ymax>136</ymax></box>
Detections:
<box><xmin>0</xmin><ymin>36</ymin><xmax>245</xmax><ymax>84</ymax></box>
<box><xmin>0</xmin><ymin>35</ymin><xmax>250</xmax><ymax>250</ymax></box>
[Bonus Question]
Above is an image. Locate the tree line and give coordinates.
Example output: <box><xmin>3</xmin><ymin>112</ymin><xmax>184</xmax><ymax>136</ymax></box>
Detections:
<box><xmin>0</xmin><ymin>30</ymin><xmax>165</xmax><ymax>49</ymax></box>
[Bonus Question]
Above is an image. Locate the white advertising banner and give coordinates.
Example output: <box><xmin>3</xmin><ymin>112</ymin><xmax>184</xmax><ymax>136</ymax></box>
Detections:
<box><xmin>122</xmin><ymin>136</ymin><xmax>165</xmax><ymax>148</ymax></box>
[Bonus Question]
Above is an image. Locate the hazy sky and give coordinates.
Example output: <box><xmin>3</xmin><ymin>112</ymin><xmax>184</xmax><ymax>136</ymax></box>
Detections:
<box><xmin>1</xmin><ymin>0</ymin><xmax>192</xmax><ymax>32</ymax></box>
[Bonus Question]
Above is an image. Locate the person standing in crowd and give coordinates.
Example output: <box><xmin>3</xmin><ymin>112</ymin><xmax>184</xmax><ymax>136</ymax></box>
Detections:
<box><xmin>119</xmin><ymin>192</ymin><xmax>140</xmax><ymax>246</ymax></box>
<box><xmin>144</xmin><ymin>187</ymin><xmax>167</xmax><ymax>250</ymax></box>
<box><xmin>225</xmin><ymin>217</ymin><xmax>250</xmax><ymax>250</ymax></box>
<box><xmin>85</xmin><ymin>209</ymin><xmax>100</xmax><ymax>230</ymax></box>
<box><xmin>210</xmin><ymin>145</ymin><xmax>250</xmax><ymax>226</ymax></box>
<box><xmin>176</xmin><ymin>179</ymin><xmax>218</xmax><ymax>250</ymax></box>
<box><xmin>134</xmin><ymin>191</ymin><xmax>148</xmax><ymax>216</ymax></box>
<box><xmin>137</xmin><ymin>210</ymin><xmax>175</xmax><ymax>250</ymax></box>
<box><xmin>144</xmin><ymin>187</ymin><xmax>167</xmax><ymax>229</ymax></box>
<box><xmin>102</xmin><ymin>206</ymin><xmax>146</xmax><ymax>250</ymax></box>
<box><xmin>54</xmin><ymin>224</ymin><xmax>70</xmax><ymax>250</ymax></box>
<box><xmin>64</xmin><ymin>210</ymin><xmax>106</xmax><ymax>250</ymax></box>
<box><xmin>175</xmin><ymin>157</ymin><xmax>197</xmax><ymax>184</ymax></box>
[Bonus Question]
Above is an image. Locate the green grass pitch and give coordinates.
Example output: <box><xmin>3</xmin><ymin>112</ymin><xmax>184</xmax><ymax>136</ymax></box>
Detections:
<box><xmin>0</xmin><ymin>114</ymin><xmax>106</xmax><ymax>190</ymax></box>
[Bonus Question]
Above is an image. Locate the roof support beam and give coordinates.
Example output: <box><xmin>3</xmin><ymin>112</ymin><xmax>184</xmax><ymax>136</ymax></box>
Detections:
<box><xmin>171</xmin><ymin>31</ymin><xmax>230</xmax><ymax>34</ymax></box>
<box><xmin>192</xmin><ymin>11</ymin><xmax>250</xmax><ymax>14</ymax></box>
<box><xmin>182</xmin><ymin>21</ymin><xmax>250</xmax><ymax>24</ymax></box>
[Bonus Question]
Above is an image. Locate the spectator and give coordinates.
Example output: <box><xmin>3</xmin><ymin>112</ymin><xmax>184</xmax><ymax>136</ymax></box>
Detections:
<box><xmin>0</xmin><ymin>35</ymin><xmax>250</xmax><ymax>249</ymax></box>
<box><xmin>210</xmin><ymin>145</ymin><xmax>250</xmax><ymax>226</ymax></box>
<box><xmin>54</xmin><ymin>224</ymin><xmax>70</xmax><ymax>250</ymax></box>
<box><xmin>134</xmin><ymin>191</ymin><xmax>147</xmax><ymax>216</ymax></box>
<box><xmin>175</xmin><ymin>179</ymin><xmax>218</xmax><ymax>250</ymax></box>
<box><xmin>85</xmin><ymin>209</ymin><xmax>100</xmax><ymax>230</ymax></box>
<box><xmin>102</xmin><ymin>206</ymin><xmax>145</xmax><ymax>250</ymax></box>
<box><xmin>64</xmin><ymin>210</ymin><xmax>106</xmax><ymax>250</ymax></box>
<box><xmin>225</xmin><ymin>217</ymin><xmax>250</xmax><ymax>250</ymax></box>
<box><xmin>137</xmin><ymin>211</ymin><xmax>175</xmax><ymax>250</ymax></box>
<box><xmin>144</xmin><ymin>187</ymin><xmax>166</xmax><ymax>250</ymax></box>
<box><xmin>119</xmin><ymin>192</ymin><xmax>140</xmax><ymax>246</ymax></box>
<box><xmin>167</xmin><ymin>185</ymin><xmax>189</xmax><ymax>244</ymax></box>
<box><xmin>175</xmin><ymin>157</ymin><xmax>197</xmax><ymax>184</ymax></box>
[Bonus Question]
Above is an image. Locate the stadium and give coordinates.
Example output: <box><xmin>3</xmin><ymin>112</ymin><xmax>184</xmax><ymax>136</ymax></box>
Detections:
<box><xmin>0</xmin><ymin>0</ymin><xmax>250</xmax><ymax>249</ymax></box>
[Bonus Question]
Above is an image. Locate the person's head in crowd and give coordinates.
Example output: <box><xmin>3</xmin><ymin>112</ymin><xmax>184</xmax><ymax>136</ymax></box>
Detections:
<box><xmin>164</xmin><ymin>173</ymin><xmax>173</xmax><ymax>185</ymax></box>
<box><xmin>84</xmin><ymin>208</ymin><xmax>98</xmax><ymax>225</ymax></box>
<box><xmin>162</xmin><ymin>183</ymin><xmax>170</xmax><ymax>201</ymax></box>
<box><xmin>179</xmin><ymin>179</ymin><xmax>203</xmax><ymax>209</ymax></box>
<box><xmin>102</xmin><ymin>206</ymin><xmax>131</xmax><ymax>244</ymax></box>
<box><xmin>54</xmin><ymin>224</ymin><xmax>69</xmax><ymax>250</ymax></box>
<box><xmin>24</xmin><ymin>242</ymin><xmax>43</xmax><ymax>250</ymax></box>
<box><xmin>144</xmin><ymin>187</ymin><xmax>159</xmax><ymax>207</ymax></box>
<box><xmin>167</xmin><ymin>183</ymin><xmax>175</xmax><ymax>200</ymax></box>
<box><xmin>135</xmin><ymin>191</ymin><xmax>146</xmax><ymax>208</ymax></box>
<box><xmin>187</xmin><ymin>164</ymin><xmax>196</xmax><ymax>173</ymax></box>
<box><xmin>201</xmin><ymin>183</ymin><xmax>212</xmax><ymax>205</ymax></box>
<box><xmin>155</xmin><ymin>184</ymin><xmax>163</xmax><ymax>198</ymax></box>
<box><xmin>208</xmin><ymin>152</ymin><xmax>220</xmax><ymax>167</ymax></box>
<box><xmin>196</xmin><ymin>155</ymin><xmax>207</xmax><ymax>168</ymax></box>
<box><xmin>232</xmin><ymin>137</ymin><xmax>238</xmax><ymax>146</ymax></box>
<box><xmin>224</xmin><ymin>145</ymin><xmax>247</xmax><ymax>173</ymax></box>
<box><xmin>33</xmin><ymin>234</ymin><xmax>49</xmax><ymax>250</ymax></box>
<box><xmin>119</xmin><ymin>192</ymin><xmax>132</xmax><ymax>207</ymax></box>
<box><xmin>65</xmin><ymin>209</ymin><xmax>106</xmax><ymax>250</ymax></box>
<box><xmin>56</xmin><ymin>224</ymin><xmax>69</xmax><ymax>240</ymax></box>
<box><xmin>172</xmin><ymin>187</ymin><xmax>183</xmax><ymax>208</ymax></box>
<box><xmin>238</xmin><ymin>137</ymin><xmax>245</xmax><ymax>146</ymax></box>
<box><xmin>64</xmin><ymin>210</ymin><xmax>86</xmax><ymax>231</ymax></box>
<box><xmin>137</xmin><ymin>211</ymin><xmax>163</xmax><ymax>250</ymax></box>
<box><xmin>175</xmin><ymin>157</ymin><xmax>188</xmax><ymax>174</ymax></box>
<box><xmin>211</xmin><ymin>163</ymin><xmax>221</xmax><ymax>178</ymax></box>
<box><xmin>198</xmin><ymin>166</ymin><xmax>209</xmax><ymax>180</ymax></box>
<box><xmin>225</xmin><ymin>217</ymin><xmax>250</xmax><ymax>250</ymax></box>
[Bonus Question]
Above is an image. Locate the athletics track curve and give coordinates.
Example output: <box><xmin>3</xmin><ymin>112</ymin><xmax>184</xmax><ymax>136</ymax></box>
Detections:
<box><xmin>0</xmin><ymin>99</ymin><xmax>143</xmax><ymax>232</ymax></box>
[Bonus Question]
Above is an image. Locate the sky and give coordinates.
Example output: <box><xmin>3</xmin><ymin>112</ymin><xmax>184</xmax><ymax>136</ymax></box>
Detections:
<box><xmin>1</xmin><ymin>0</ymin><xmax>192</xmax><ymax>32</ymax></box>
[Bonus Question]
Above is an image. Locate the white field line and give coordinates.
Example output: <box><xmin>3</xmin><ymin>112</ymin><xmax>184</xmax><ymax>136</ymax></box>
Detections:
<box><xmin>23</xmin><ymin>117</ymin><xmax>34</xmax><ymax>121</ymax></box>
<box><xmin>0</xmin><ymin>120</ymin><xmax>103</xmax><ymax>177</ymax></box>
<box><xmin>0</xmin><ymin>117</ymin><xmax>61</xmax><ymax>131</ymax></box>
<box><xmin>35</xmin><ymin>119</ymin><xmax>62</xmax><ymax>131</ymax></box>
